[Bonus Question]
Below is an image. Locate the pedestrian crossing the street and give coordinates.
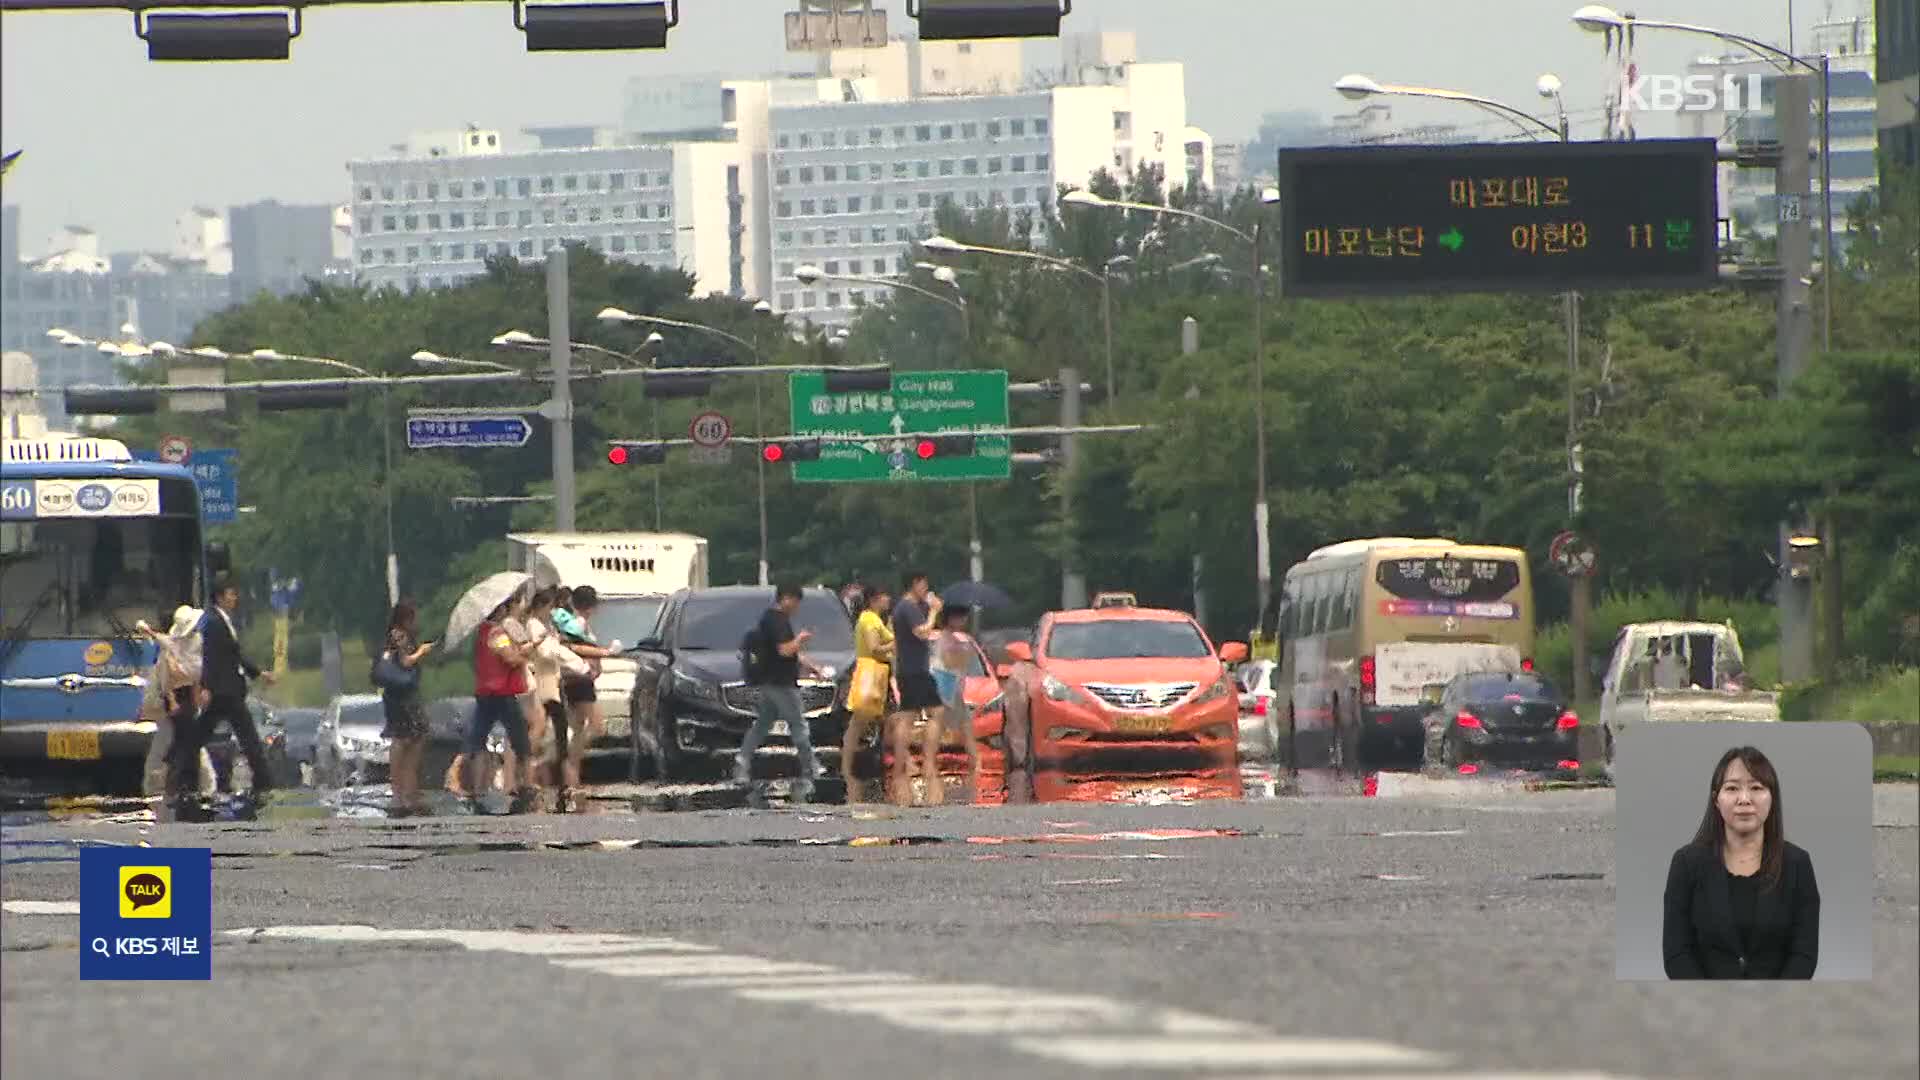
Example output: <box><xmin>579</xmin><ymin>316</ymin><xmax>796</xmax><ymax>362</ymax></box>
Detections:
<box><xmin>224</xmin><ymin>924</ymin><xmax>1650</xmax><ymax>1078</ymax></box>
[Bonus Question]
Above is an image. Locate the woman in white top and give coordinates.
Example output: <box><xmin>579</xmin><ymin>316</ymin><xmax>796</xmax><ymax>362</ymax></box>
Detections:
<box><xmin>139</xmin><ymin>605</ymin><xmax>214</xmax><ymax>798</ymax></box>
<box><xmin>521</xmin><ymin>587</ymin><xmax>592</xmax><ymax>805</ymax></box>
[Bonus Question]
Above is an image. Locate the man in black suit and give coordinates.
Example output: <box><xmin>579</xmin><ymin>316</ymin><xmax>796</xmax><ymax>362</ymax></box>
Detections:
<box><xmin>170</xmin><ymin>578</ymin><xmax>275</xmax><ymax>805</ymax></box>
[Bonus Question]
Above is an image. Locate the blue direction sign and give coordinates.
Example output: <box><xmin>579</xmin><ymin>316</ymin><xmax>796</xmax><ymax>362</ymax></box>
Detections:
<box><xmin>132</xmin><ymin>448</ymin><xmax>238</xmax><ymax>524</ymax></box>
<box><xmin>406</xmin><ymin>416</ymin><xmax>533</xmax><ymax>449</ymax></box>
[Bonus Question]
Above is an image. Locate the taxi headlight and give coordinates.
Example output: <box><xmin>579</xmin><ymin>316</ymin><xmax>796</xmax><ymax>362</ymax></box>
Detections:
<box><xmin>1192</xmin><ymin>674</ymin><xmax>1234</xmax><ymax>705</ymax></box>
<box><xmin>1042</xmin><ymin>675</ymin><xmax>1091</xmax><ymax>705</ymax></box>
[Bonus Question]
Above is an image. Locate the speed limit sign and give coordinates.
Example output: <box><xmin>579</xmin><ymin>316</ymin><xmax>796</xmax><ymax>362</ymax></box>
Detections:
<box><xmin>689</xmin><ymin>411</ymin><xmax>732</xmax><ymax>448</ymax></box>
<box><xmin>157</xmin><ymin>435</ymin><xmax>193</xmax><ymax>464</ymax></box>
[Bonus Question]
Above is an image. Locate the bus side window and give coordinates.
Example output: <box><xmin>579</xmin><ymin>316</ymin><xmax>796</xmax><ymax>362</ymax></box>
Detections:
<box><xmin>1337</xmin><ymin>569</ymin><xmax>1359</xmax><ymax>631</ymax></box>
<box><xmin>1279</xmin><ymin>580</ymin><xmax>1298</xmax><ymax>639</ymax></box>
<box><xmin>1308</xmin><ymin>574</ymin><xmax>1329</xmax><ymax>636</ymax></box>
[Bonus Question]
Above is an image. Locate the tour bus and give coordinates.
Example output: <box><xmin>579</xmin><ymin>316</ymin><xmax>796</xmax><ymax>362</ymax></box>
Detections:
<box><xmin>1275</xmin><ymin>538</ymin><xmax>1535</xmax><ymax>770</ymax></box>
<box><xmin>0</xmin><ymin>420</ymin><xmax>220</xmax><ymax>784</ymax></box>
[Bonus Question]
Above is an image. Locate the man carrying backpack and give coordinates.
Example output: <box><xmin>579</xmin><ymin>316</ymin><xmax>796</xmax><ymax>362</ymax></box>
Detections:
<box><xmin>734</xmin><ymin>581</ymin><xmax>820</xmax><ymax>798</ymax></box>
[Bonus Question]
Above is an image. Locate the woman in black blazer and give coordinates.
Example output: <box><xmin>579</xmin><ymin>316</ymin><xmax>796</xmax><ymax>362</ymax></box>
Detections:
<box><xmin>1663</xmin><ymin>745</ymin><xmax>1820</xmax><ymax>979</ymax></box>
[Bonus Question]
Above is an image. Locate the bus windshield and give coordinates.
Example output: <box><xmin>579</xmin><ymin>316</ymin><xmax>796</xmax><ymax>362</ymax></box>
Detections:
<box><xmin>0</xmin><ymin>516</ymin><xmax>203</xmax><ymax>641</ymax></box>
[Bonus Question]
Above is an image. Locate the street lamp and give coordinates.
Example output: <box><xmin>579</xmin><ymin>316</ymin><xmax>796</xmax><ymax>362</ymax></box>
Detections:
<box><xmin>794</xmin><ymin>264</ymin><xmax>987</xmax><ymax>583</ymax></box>
<box><xmin>1334</xmin><ymin>72</ymin><xmax>1567</xmax><ymax>140</ymax></box>
<box><xmin>598</xmin><ymin>305</ymin><xmax>776</xmax><ymax>586</ymax></box>
<box><xmin>1569</xmin><ymin>4</ymin><xmax>1834</xmax><ymax>350</ymax></box>
<box><xmin>492</xmin><ymin>329</ymin><xmax>650</xmax><ymax>368</ymax></box>
<box><xmin>919</xmin><ymin>234</ymin><xmax>1115</xmax><ymax>403</ymax></box>
<box><xmin>411</xmin><ymin>350</ymin><xmax>518</xmax><ymax>374</ymax></box>
<box><xmin>1061</xmin><ymin>186</ymin><xmax>1282</xmax><ymax>631</ymax></box>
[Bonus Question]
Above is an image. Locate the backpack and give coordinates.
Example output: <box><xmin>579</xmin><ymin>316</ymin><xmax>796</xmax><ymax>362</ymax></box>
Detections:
<box><xmin>740</xmin><ymin>623</ymin><xmax>770</xmax><ymax>685</ymax></box>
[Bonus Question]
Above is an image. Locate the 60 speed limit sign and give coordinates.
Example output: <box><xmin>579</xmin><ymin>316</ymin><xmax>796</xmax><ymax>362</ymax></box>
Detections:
<box><xmin>688</xmin><ymin>412</ymin><xmax>732</xmax><ymax>448</ymax></box>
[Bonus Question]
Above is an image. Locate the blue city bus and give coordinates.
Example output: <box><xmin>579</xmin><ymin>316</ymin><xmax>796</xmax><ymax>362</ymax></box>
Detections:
<box><xmin>0</xmin><ymin>426</ymin><xmax>224</xmax><ymax>783</ymax></box>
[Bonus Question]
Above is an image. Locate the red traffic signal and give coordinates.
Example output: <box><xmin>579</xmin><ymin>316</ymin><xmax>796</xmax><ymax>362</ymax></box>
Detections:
<box><xmin>913</xmin><ymin>434</ymin><xmax>977</xmax><ymax>459</ymax></box>
<box><xmin>762</xmin><ymin>439</ymin><xmax>821</xmax><ymax>463</ymax></box>
<box><xmin>762</xmin><ymin>443</ymin><xmax>784</xmax><ymax>463</ymax></box>
<box><xmin>608</xmin><ymin>447</ymin><xmax>628</xmax><ymax>465</ymax></box>
<box><xmin>915</xmin><ymin>439</ymin><xmax>936</xmax><ymax>460</ymax></box>
<box><xmin>608</xmin><ymin>443</ymin><xmax>667</xmax><ymax>465</ymax></box>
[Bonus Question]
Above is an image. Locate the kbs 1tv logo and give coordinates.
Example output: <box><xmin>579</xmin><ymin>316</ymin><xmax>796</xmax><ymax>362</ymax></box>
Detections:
<box><xmin>1622</xmin><ymin>71</ymin><xmax>1767</xmax><ymax>113</ymax></box>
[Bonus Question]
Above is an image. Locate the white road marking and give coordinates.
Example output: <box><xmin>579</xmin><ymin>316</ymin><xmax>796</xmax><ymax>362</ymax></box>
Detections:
<box><xmin>1017</xmin><ymin>1036</ymin><xmax>1444</xmax><ymax>1069</ymax></box>
<box><xmin>224</xmin><ymin>925</ymin><xmax>1645</xmax><ymax>1077</ymax></box>
<box><xmin>2</xmin><ymin>900</ymin><xmax>81</xmax><ymax>915</ymax></box>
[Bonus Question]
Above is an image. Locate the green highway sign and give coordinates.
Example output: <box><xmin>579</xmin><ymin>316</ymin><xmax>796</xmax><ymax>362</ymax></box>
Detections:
<box><xmin>787</xmin><ymin>369</ymin><xmax>1011</xmax><ymax>483</ymax></box>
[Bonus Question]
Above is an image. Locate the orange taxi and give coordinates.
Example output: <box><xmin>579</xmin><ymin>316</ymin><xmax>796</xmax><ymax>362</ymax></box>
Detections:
<box><xmin>1001</xmin><ymin>607</ymin><xmax>1248</xmax><ymax>767</ymax></box>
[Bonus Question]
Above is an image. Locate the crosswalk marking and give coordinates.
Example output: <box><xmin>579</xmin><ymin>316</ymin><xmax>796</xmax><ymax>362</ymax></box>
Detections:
<box><xmin>224</xmin><ymin>925</ymin><xmax>1647</xmax><ymax>1078</ymax></box>
<box><xmin>1016</xmin><ymin>1036</ymin><xmax>1444</xmax><ymax>1070</ymax></box>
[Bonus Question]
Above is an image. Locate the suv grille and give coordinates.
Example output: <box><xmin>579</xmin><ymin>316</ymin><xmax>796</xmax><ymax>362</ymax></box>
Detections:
<box><xmin>723</xmin><ymin>681</ymin><xmax>837</xmax><ymax>715</ymax></box>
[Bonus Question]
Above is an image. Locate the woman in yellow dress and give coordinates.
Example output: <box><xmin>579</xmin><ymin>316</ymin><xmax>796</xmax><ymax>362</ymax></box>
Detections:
<box><xmin>843</xmin><ymin>585</ymin><xmax>895</xmax><ymax>785</ymax></box>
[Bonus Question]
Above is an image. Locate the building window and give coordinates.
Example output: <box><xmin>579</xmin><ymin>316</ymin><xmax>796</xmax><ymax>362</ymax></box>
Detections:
<box><xmin>822</xmin><ymin>198</ymin><xmax>839</xmax><ymax>214</ymax></box>
<box><xmin>587</xmin><ymin>174</ymin><xmax>603</xmax><ymax>191</ymax></box>
<box><xmin>658</xmin><ymin>203</ymin><xmax>671</xmax><ymax>219</ymax></box>
<box><xmin>870</xmin><ymin>127</ymin><xmax>884</xmax><ymax>144</ymax></box>
<box><xmin>826</xmin><ymin>291</ymin><xmax>841</xmax><ymax>308</ymax></box>
<box><xmin>1012</xmin><ymin>188</ymin><xmax>1028</xmax><ymax>204</ymax></box>
<box><xmin>894</xmin><ymin>162</ymin><xmax>910</xmax><ymax>178</ymax></box>
<box><xmin>939</xmin><ymin>124</ymin><xmax>954</xmax><ymax>140</ymax></box>
<box><xmin>962</xmin><ymin>122</ymin><xmax>978</xmax><ymax>138</ymax></box>
<box><xmin>588</xmin><ymin>208</ymin><xmax>602</xmax><ymax>222</ymax></box>
<box><xmin>777</xmin><ymin>169</ymin><xmax>791</xmax><ymax>184</ymax></box>
<box><xmin>1036</xmin><ymin>153</ymin><xmax>1050</xmax><ymax>170</ymax></box>
<box><xmin>519</xmin><ymin>240</ymin><xmax>534</xmax><ymax>256</ymax></box>
<box><xmin>801</xmin><ymin>291</ymin><xmax>816</xmax><ymax>308</ymax></box>
<box><xmin>779</xmin><ymin>293</ymin><xmax>795</xmax><ymax>311</ymax></box>
<box><xmin>779</xmin><ymin>261</ymin><xmax>795</xmax><ymax>277</ymax></box>
<box><xmin>518</xmin><ymin>179</ymin><xmax>533</xmax><ymax>196</ymax></box>
<box><xmin>801</xmin><ymin>199</ymin><xmax>817</xmax><ymax>215</ymax></box>
<box><xmin>987</xmin><ymin>120</ymin><xmax>1002</xmax><ymax>138</ymax></box>
<box><xmin>939</xmin><ymin>159</ymin><xmax>956</xmax><ymax>176</ymax></box>
<box><xmin>382</xmin><ymin>215</ymin><xmax>398</xmax><ymax>231</ymax></box>
<box><xmin>496</xmin><ymin>241</ymin><xmax>510</xmax><ymax>256</ymax></box>
<box><xmin>845</xmin><ymin>130</ymin><xmax>860</xmax><ymax>147</ymax></box>
<box><xmin>427</xmin><ymin>182</ymin><xmax>441</xmax><ymax>199</ymax></box>
<box><xmin>405</xmin><ymin>183</ymin><xmax>418</xmax><ymax>199</ymax></box>
<box><xmin>403</xmin><ymin>214</ymin><xmax>419</xmax><ymax>229</ymax></box>
<box><xmin>799</xmin><ymin>133</ymin><xmax>813</xmax><ymax>148</ymax></box>
<box><xmin>636</xmin><ymin>204</ymin><xmax>649</xmax><ymax>219</ymax></box>
<box><xmin>359</xmin><ymin>215</ymin><xmax>374</xmax><ymax>234</ymax></box>
<box><xmin>872</xmin><ymin>227</ymin><xmax>889</xmax><ymax>242</ymax></box>
<box><xmin>986</xmin><ymin>157</ymin><xmax>1003</xmax><ymax>174</ymax></box>
<box><xmin>989</xmin><ymin>191</ymin><xmax>1004</xmax><ymax>207</ymax></box>
<box><xmin>450</xmin><ymin>243</ymin><xmax>466</xmax><ymax>260</ymax></box>
<box><xmin>497</xmin><ymin>212</ymin><xmax>512</xmax><ymax>226</ymax></box>
<box><xmin>895</xmin><ymin>226</ymin><xmax>910</xmax><ymax>241</ymax></box>
<box><xmin>427</xmin><ymin>214</ymin><xmax>442</xmax><ymax>229</ymax></box>
<box><xmin>848</xmin><ymin>196</ymin><xmax>862</xmax><ymax>212</ymax></box>
<box><xmin>894</xmin><ymin>196</ymin><xmax>909</xmax><ymax>211</ymax></box>
<box><xmin>823</xmin><ymin>165</ymin><xmax>839</xmax><ymax>182</ymax></box>
<box><xmin>564</xmin><ymin>209</ymin><xmax>579</xmax><ymax>223</ymax></box>
<box><xmin>778</xmin><ymin>230</ymin><xmax>794</xmax><ymax>245</ymax></box>
<box><xmin>1035</xmin><ymin>118</ymin><xmax>1049</xmax><ymax>135</ymax></box>
<box><xmin>917</xmin><ymin>193</ymin><xmax>933</xmax><ymax>209</ymax></box>
<box><xmin>450</xmin><ymin>212</ymin><xmax>466</xmax><ymax>228</ymax></box>
<box><xmin>963</xmin><ymin>158</ymin><xmax>980</xmax><ymax>176</ymax></box>
<box><xmin>802</xmin><ymin>230</ymin><xmax>817</xmax><ymax>244</ymax></box>
<box><xmin>722</xmin><ymin>86</ymin><xmax>738</xmax><ymax>122</ymax></box>
<box><xmin>777</xmin><ymin>134</ymin><xmax>791</xmax><ymax>149</ymax></box>
<box><xmin>824</xmin><ymin>260</ymin><xmax>840</xmax><ymax>274</ymax></box>
<box><xmin>823</xmin><ymin>131</ymin><xmax>837</xmax><ymax>147</ymax></box>
<box><xmin>494</xmin><ymin>180</ymin><xmax>509</xmax><ymax>197</ymax></box>
<box><xmin>777</xmin><ymin>200</ymin><xmax>793</xmax><ymax>218</ymax></box>
<box><xmin>543</xmin><ymin>210</ymin><xmax>556</xmax><ymax>225</ymax></box>
<box><xmin>406</xmin><ymin>246</ymin><xmax>421</xmax><ymax>261</ymax></box>
<box><xmin>519</xmin><ymin>210</ymin><xmax>533</xmax><ymax>226</ymax></box>
<box><xmin>966</xmin><ymin>192</ymin><xmax>982</xmax><ymax>208</ymax></box>
<box><xmin>539</xmin><ymin>177</ymin><xmax>554</xmax><ymax>193</ymax></box>
<box><xmin>612</xmin><ymin>206</ymin><xmax>626</xmax><ymax>220</ymax></box>
<box><xmin>1011</xmin><ymin>155</ymin><xmax>1027</xmax><ymax>172</ymax></box>
<box><xmin>915</xmin><ymin>125</ymin><xmax>932</xmax><ymax>142</ymax></box>
<box><xmin>823</xmin><ymin>228</ymin><xmax>840</xmax><ymax>244</ymax></box>
<box><xmin>383</xmin><ymin>248</ymin><xmax>397</xmax><ymax>264</ymax></box>
<box><xmin>610</xmin><ymin>173</ymin><xmax>625</xmax><ymax>190</ymax></box>
<box><xmin>360</xmin><ymin>186</ymin><xmax>375</xmax><ymax>201</ymax></box>
<box><xmin>799</xmin><ymin>166</ymin><xmax>814</xmax><ymax>182</ymax></box>
<box><xmin>611</xmin><ymin>236</ymin><xmax>627</xmax><ymax>253</ymax></box>
<box><xmin>1011</xmin><ymin>119</ymin><xmax>1026</xmax><ymax>136</ymax></box>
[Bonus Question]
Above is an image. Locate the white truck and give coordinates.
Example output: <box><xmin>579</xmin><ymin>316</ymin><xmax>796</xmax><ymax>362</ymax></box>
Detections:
<box><xmin>505</xmin><ymin>532</ymin><xmax>709</xmax><ymax>749</ymax></box>
<box><xmin>1597</xmin><ymin>621</ymin><xmax>1780</xmax><ymax>762</ymax></box>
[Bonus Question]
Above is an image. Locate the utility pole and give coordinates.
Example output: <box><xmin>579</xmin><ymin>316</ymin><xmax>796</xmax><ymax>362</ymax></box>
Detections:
<box><xmin>1059</xmin><ymin>365</ymin><xmax>1087</xmax><ymax>609</ymax></box>
<box><xmin>1251</xmin><ymin>223</ymin><xmax>1272</xmax><ymax>638</ymax></box>
<box><xmin>1561</xmin><ymin>116</ymin><xmax>1591</xmax><ymax>706</ymax></box>
<box><xmin>546</xmin><ymin>247</ymin><xmax>577</xmax><ymax>532</ymax></box>
<box><xmin>1183</xmin><ymin>316</ymin><xmax>1206</xmax><ymax>629</ymax></box>
<box><xmin>1774</xmin><ymin>73</ymin><xmax>1816</xmax><ymax>685</ymax></box>
<box><xmin>383</xmin><ymin>388</ymin><xmax>398</xmax><ymax>607</ymax></box>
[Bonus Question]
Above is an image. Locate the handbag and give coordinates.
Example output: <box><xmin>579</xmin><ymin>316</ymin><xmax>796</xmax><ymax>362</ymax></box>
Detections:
<box><xmin>371</xmin><ymin>650</ymin><xmax>419</xmax><ymax>693</ymax></box>
<box><xmin>848</xmin><ymin>657</ymin><xmax>888</xmax><ymax>714</ymax></box>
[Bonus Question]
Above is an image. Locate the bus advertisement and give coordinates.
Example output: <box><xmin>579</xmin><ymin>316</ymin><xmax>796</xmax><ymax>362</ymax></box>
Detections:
<box><xmin>0</xmin><ymin>429</ymin><xmax>218</xmax><ymax>782</ymax></box>
<box><xmin>1276</xmin><ymin>538</ymin><xmax>1535</xmax><ymax>771</ymax></box>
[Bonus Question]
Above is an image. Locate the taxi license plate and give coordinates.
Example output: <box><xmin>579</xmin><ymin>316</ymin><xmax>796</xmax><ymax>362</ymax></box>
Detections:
<box><xmin>1111</xmin><ymin>714</ymin><xmax>1173</xmax><ymax>735</ymax></box>
<box><xmin>47</xmin><ymin>730</ymin><xmax>101</xmax><ymax>761</ymax></box>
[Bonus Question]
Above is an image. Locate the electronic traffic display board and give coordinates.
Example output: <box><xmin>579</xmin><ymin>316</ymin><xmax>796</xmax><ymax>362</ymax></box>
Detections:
<box><xmin>1276</xmin><ymin>139</ymin><xmax>1720</xmax><ymax>297</ymax></box>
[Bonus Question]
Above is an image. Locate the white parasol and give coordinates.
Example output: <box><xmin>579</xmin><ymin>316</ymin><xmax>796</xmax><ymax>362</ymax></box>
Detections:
<box><xmin>443</xmin><ymin>571</ymin><xmax>532</xmax><ymax>652</ymax></box>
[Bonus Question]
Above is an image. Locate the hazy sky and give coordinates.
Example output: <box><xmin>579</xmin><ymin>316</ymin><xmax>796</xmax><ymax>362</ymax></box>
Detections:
<box><xmin>1</xmin><ymin>0</ymin><xmax>1827</xmax><ymax>253</ymax></box>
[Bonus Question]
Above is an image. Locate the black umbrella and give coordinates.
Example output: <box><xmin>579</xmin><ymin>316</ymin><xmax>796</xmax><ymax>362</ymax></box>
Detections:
<box><xmin>940</xmin><ymin>580</ymin><xmax>1014</xmax><ymax>610</ymax></box>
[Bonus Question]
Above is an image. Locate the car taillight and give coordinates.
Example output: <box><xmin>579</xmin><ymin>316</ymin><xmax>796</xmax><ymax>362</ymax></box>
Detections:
<box><xmin>1556</xmin><ymin>710</ymin><xmax>1579</xmax><ymax>730</ymax></box>
<box><xmin>1557</xmin><ymin>759</ymin><xmax>1581</xmax><ymax>770</ymax></box>
<box><xmin>1455</xmin><ymin>711</ymin><xmax>1482</xmax><ymax>729</ymax></box>
<box><xmin>1520</xmin><ymin>657</ymin><xmax>1534</xmax><ymax>672</ymax></box>
<box><xmin>1457</xmin><ymin>763</ymin><xmax>1480</xmax><ymax>775</ymax></box>
<box><xmin>1359</xmin><ymin>655</ymin><xmax>1376</xmax><ymax>704</ymax></box>
<box><xmin>1253</xmin><ymin>697</ymin><xmax>1269</xmax><ymax>717</ymax></box>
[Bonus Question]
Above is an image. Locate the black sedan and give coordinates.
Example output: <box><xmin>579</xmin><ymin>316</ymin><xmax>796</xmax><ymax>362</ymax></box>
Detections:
<box><xmin>1420</xmin><ymin>671</ymin><xmax>1582</xmax><ymax>774</ymax></box>
<box><xmin>627</xmin><ymin>586</ymin><xmax>855</xmax><ymax>782</ymax></box>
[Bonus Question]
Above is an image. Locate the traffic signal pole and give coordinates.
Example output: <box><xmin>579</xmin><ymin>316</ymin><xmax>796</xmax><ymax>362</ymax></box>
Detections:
<box><xmin>1774</xmin><ymin>72</ymin><xmax>1817</xmax><ymax>685</ymax></box>
<box><xmin>1059</xmin><ymin>366</ymin><xmax>1087</xmax><ymax>609</ymax></box>
<box><xmin>547</xmin><ymin>248</ymin><xmax>577</xmax><ymax>532</ymax></box>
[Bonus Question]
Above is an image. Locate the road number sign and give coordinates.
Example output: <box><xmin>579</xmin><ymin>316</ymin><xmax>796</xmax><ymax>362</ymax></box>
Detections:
<box><xmin>158</xmin><ymin>435</ymin><xmax>193</xmax><ymax>464</ymax></box>
<box><xmin>689</xmin><ymin>411</ymin><xmax>732</xmax><ymax>448</ymax></box>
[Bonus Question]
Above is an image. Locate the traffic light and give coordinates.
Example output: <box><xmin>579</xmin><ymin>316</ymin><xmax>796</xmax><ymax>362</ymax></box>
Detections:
<box><xmin>825</xmin><ymin>368</ymin><xmax>892</xmax><ymax>393</ymax></box>
<box><xmin>63</xmin><ymin>388</ymin><xmax>160</xmax><ymax>416</ymax></box>
<box><xmin>912</xmin><ymin>0</ymin><xmax>1065</xmax><ymax>41</ymax></box>
<box><xmin>256</xmin><ymin>386</ymin><xmax>351</xmax><ymax>411</ymax></box>
<box><xmin>913</xmin><ymin>434</ymin><xmax>976</xmax><ymax>459</ymax></box>
<box><xmin>608</xmin><ymin>443</ymin><xmax>667</xmax><ymax>465</ymax></box>
<box><xmin>139</xmin><ymin>11</ymin><xmax>296</xmax><ymax>62</ymax></box>
<box><xmin>761</xmin><ymin>439</ymin><xmax>822</xmax><ymax>463</ymax></box>
<box><xmin>518</xmin><ymin>1</ymin><xmax>674</xmax><ymax>52</ymax></box>
<box><xmin>641</xmin><ymin>371</ymin><xmax>713</xmax><ymax>399</ymax></box>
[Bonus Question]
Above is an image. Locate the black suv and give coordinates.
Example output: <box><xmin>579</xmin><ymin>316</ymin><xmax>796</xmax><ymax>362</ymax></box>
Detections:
<box><xmin>626</xmin><ymin>585</ymin><xmax>855</xmax><ymax>781</ymax></box>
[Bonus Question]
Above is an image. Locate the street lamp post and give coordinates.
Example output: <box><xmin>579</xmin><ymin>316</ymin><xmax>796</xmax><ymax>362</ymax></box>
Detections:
<box><xmin>1572</xmin><ymin>4</ymin><xmax>1833</xmax><ymax>683</ymax></box>
<box><xmin>794</xmin><ymin>265</ymin><xmax>987</xmax><ymax>582</ymax></box>
<box><xmin>598</xmin><ymin>306</ymin><xmax>773</xmax><ymax>585</ymax></box>
<box><xmin>1060</xmin><ymin>187</ymin><xmax>1282</xmax><ymax>632</ymax></box>
<box><xmin>920</xmin><ymin>235</ymin><xmax>1118</xmax><ymax>405</ymax></box>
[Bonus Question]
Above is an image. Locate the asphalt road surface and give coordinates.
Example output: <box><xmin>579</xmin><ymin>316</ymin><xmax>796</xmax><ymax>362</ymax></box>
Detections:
<box><xmin>3</xmin><ymin>755</ymin><xmax>1916</xmax><ymax>1080</ymax></box>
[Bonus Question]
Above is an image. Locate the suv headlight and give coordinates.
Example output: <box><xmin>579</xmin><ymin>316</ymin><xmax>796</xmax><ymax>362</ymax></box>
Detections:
<box><xmin>1042</xmin><ymin>675</ymin><xmax>1090</xmax><ymax>705</ymax></box>
<box><xmin>673</xmin><ymin>670</ymin><xmax>721</xmax><ymax>702</ymax></box>
<box><xmin>1193</xmin><ymin>674</ymin><xmax>1234</xmax><ymax>706</ymax></box>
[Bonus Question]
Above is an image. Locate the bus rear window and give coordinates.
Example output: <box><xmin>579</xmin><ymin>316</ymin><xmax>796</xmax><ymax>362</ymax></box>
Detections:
<box><xmin>1376</xmin><ymin>557</ymin><xmax>1521</xmax><ymax>603</ymax></box>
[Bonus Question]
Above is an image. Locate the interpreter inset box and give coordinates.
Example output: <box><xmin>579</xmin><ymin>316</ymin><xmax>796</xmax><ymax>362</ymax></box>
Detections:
<box><xmin>1613</xmin><ymin>722</ymin><xmax>1872</xmax><ymax>980</ymax></box>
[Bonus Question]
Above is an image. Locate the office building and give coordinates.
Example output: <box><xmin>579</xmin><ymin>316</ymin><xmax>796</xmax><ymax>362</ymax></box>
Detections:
<box><xmin>1</xmin><ymin>205</ymin><xmax>18</xmax><ymax>269</ymax></box>
<box><xmin>1684</xmin><ymin>12</ymin><xmax>1881</xmax><ymax>256</ymax></box>
<box><xmin>1879</xmin><ymin>0</ymin><xmax>1919</xmax><ymax>175</ymax></box>
<box><xmin>229</xmin><ymin>199</ymin><xmax>350</xmax><ymax>301</ymax></box>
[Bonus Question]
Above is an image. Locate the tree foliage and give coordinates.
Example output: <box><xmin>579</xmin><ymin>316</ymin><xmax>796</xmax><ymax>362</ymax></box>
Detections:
<box><xmin>135</xmin><ymin>165</ymin><xmax>1918</xmax><ymax>670</ymax></box>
